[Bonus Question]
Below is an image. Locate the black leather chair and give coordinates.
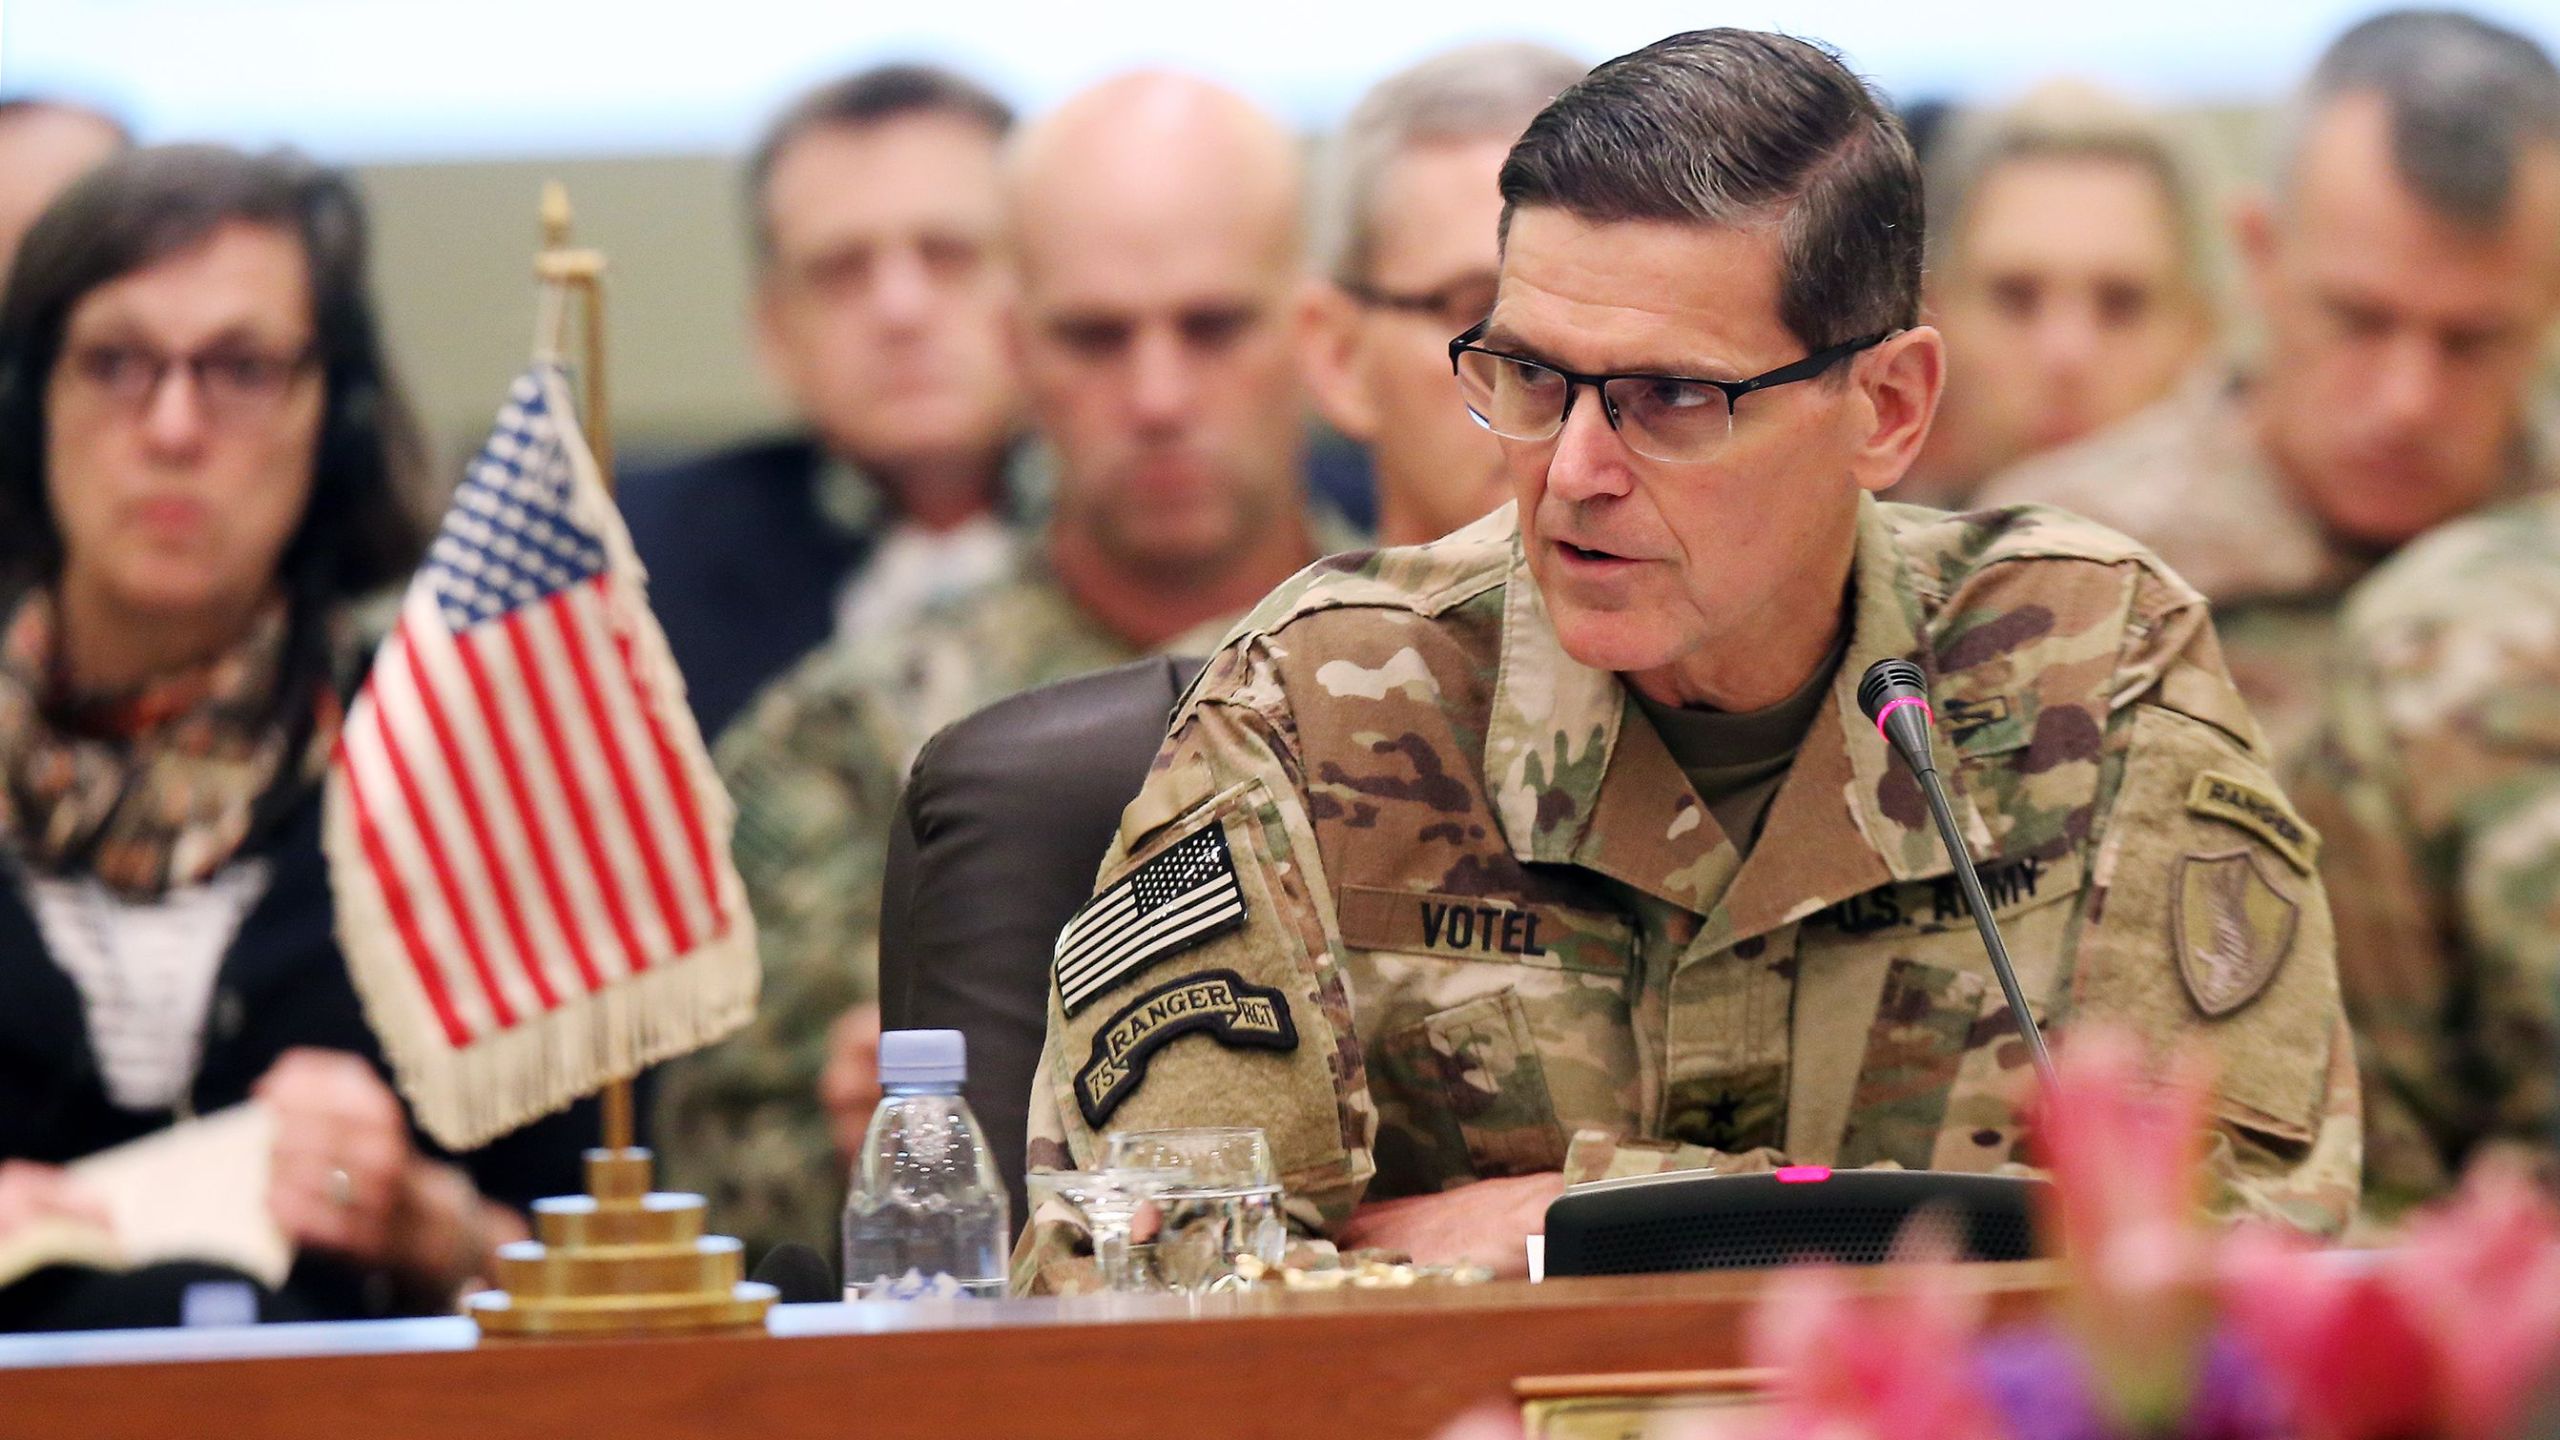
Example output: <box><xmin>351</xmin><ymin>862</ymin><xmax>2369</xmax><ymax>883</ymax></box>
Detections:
<box><xmin>877</xmin><ymin>656</ymin><xmax>1207</xmax><ymax>1231</ymax></box>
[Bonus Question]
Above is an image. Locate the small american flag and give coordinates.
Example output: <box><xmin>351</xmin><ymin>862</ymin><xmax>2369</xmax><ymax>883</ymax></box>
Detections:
<box><xmin>1055</xmin><ymin>822</ymin><xmax>1247</xmax><ymax>1016</ymax></box>
<box><xmin>326</xmin><ymin>364</ymin><xmax>755</xmax><ymax>1149</ymax></box>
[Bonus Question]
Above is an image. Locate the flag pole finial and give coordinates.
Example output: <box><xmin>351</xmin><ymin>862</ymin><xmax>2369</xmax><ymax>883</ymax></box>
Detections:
<box><xmin>540</xmin><ymin>181</ymin><xmax>572</xmax><ymax>250</ymax></box>
<box><xmin>531</xmin><ymin>182</ymin><xmax>612</xmax><ymax>485</ymax></box>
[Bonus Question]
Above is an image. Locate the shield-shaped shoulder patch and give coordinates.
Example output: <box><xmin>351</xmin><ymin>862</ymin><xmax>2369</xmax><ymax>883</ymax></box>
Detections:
<box><xmin>2172</xmin><ymin>848</ymin><xmax>2297</xmax><ymax>1018</ymax></box>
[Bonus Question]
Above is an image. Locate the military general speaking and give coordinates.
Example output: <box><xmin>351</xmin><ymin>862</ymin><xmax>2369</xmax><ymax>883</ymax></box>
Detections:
<box><xmin>5</xmin><ymin>5</ymin><xmax>2560</xmax><ymax>1437</ymax></box>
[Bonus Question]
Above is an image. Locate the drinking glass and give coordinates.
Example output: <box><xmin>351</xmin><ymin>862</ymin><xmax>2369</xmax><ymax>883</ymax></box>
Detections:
<box><xmin>1103</xmin><ymin>1128</ymin><xmax>1286</xmax><ymax>1292</ymax></box>
<box><xmin>1027</xmin><ymin>1166</ymin><xmax>1184</xmax><ymax>1294</ymax></box>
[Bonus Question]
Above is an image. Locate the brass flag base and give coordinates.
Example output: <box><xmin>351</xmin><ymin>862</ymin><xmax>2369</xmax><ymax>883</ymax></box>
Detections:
<box><xmin>466</xmin><ymin>1146</ymin><xmax>778</xmax><ymax>1336</ymax></box>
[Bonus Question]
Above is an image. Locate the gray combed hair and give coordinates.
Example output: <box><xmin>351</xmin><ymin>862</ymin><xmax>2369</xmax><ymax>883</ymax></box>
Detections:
<box><xmin>1314</xmin><ymin>42</ymin><xmax>1589</xmax><ymax>287</ymax></box>
<box><xmin>2281</xmin><ymin>8</ymin><xmax>2560</xmax><ymax>227</ymax></box>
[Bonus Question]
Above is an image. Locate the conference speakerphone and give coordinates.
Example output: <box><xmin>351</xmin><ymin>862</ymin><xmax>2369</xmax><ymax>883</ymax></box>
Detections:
<box><xmin>1541</xmin><ymin>1165</ymin><xmax>2051</xmax><ymax>1276</ymax></box>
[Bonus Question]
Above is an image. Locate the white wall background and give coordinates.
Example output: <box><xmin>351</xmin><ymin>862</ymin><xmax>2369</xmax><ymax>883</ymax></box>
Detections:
<box><xmin>9</xmin><ymin>0</ymin><xmax>2560</xmax><ymax>161</ymax></box>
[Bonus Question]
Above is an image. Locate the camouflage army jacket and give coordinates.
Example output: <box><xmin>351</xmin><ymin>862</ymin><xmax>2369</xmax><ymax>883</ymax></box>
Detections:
<box><xmin>1974</xmin><ymin>367</ymin><xmax>2376</xmax><ymax>772</ymax></box>
<box><xmin>2293</xmin><ymin>493</ymin><xmax>2560</xmax><ymax>1218</ymax></box>
<box><xmin>1027</xmin><ymin>497</ymin><xmax>2362</xmax><ymax>1238</ymax></box>
<box><xmin>1977</xmin><ymin>367</ymin><xmax>2558</xmax><ymax>773</ymax></box>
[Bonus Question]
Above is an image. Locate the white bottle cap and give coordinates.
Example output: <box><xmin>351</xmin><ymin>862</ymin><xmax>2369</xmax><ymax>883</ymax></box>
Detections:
<box><xmin>878</xmin><ymin>1028</ymin><xmax>967</xmax><ymax>1087</ymax></box>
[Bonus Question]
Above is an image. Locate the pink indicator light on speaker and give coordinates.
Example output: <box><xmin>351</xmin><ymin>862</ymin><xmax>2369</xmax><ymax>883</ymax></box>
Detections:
<box><xmin>1774</xmin><ymin>1166</ymin><xmax>1833</xmax><ymax>1183</ymax></box>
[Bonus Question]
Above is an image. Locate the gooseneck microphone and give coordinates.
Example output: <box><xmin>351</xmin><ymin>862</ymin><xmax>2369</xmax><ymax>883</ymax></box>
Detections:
<box><xmin>1857</xmin><ymin>659</ymin><xmax>2058</xmax><ymax>1094</ymax></box>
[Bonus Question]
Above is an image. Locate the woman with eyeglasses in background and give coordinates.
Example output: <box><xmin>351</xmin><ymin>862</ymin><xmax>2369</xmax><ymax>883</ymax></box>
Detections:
<box><xmin>0</xmin><ymin>145</ymin><xmax>587</xmax><ymax>1331</ymax></box>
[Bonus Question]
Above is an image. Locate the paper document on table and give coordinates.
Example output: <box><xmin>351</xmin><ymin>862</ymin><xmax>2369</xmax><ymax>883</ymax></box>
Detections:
<box><xmin>74</xmin><ymin>1103</ymin><xmax>292</xmax><ymax>1285</ymax></box>
<box><xmin>0</xmin><ymin>1104</ymin><xmax>293</xmax><ymax>1290</ymax></box>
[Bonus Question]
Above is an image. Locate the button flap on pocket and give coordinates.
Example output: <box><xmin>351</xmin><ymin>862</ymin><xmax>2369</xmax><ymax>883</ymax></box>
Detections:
<box><xmin>1390</xmin><ymin>990</ymin><xmax>1567</xmax><ymax>1178</ymax></box>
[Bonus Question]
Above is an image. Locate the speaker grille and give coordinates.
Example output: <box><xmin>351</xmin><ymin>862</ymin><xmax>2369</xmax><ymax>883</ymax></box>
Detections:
<box><xmin>1544</xmin><ymin>1171</ymin><xmax>2049</xmax><ymax>1277</ymax></box>
<box><xmin>1569</xmin><ymin>1203</ymin><xmax>2035</xmax><ymax>1274</ymax></box>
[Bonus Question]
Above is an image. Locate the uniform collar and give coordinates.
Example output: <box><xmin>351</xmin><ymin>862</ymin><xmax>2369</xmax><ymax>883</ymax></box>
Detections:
<box><xmin>813</xmin><ymin>438</ymin><xmax>1050</xmax><ymax>540</ymax></box>
<box><xmin>1484</xmin><ymin>495</ymin><xmax>1993</xmax><ymax>929</ymax></box>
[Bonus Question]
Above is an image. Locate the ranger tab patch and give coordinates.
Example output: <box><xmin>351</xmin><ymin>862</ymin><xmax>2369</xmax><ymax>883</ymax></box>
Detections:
<box><xmin>2173</xmin><ymin>848</ymin><xmax>2298</xmax><ymax>1018</ymax></box>
<box><xmin>2186</xmin><ymin>770</ymin><xmax>2319</xmax><ymax>875</ymax></box>
<box><xmin>1074</xmin><ymin>969</ymin><xmax>1298</xmax><ymax>1128</ymax></box>
<box><xmin>1055</xmin><ymin>821</ymin><xmax>1248</xmax><ymax>1017</ymax></box>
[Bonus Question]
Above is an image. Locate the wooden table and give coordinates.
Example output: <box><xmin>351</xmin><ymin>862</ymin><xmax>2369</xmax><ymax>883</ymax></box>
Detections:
<box><xmin>0</xmin><ymin>1263</ymin><xmax>2060</xmax><ymax>1439</ymax></box>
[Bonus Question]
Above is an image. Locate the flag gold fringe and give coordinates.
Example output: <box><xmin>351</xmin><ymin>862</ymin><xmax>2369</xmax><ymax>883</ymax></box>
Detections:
<box><xmin>322</xmin><ymin>789</ymin><xmax>760</xmax><ymax>1152</ymax></box>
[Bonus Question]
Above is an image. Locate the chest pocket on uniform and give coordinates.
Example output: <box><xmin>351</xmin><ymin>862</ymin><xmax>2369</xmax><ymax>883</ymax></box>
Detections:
<box><xmin>1798</xmin><ymin>853</ymin><xmax>2083</xmax><ymax>1173</ymax></box>
<box><xmin>1340</xmin><ymin>885</ymin><xmax>1637</xmax><ymax>1189</ymax></box>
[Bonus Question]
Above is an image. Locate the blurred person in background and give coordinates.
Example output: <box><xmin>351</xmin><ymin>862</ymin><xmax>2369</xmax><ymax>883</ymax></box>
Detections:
<box><xmin>1297</xmin><ymin>42</ymin><xmax>1587</xmax><ymax>548</ymax></box>
<box><xmin>656</xmin><ymin>71</ymin><xmax>1351</xmax><ymax>1263</ymax></box>
<box><xmin>1898</xmin><ymin>81</ymin><xmax>2218</xmax><ymax>507</ymax></box>
<box><xmin>619</xmin><ymin>65</ymin><xmax>1030</xmax><ymax>741</ymax></box>
<box><xmin>1980</xmin><ymin>10</ymin><xmax>2560</xmax><ymax>768</ymax></box>
<box><xmin>0</xmin><ymin>147</ymin><xmax>588</xmax><ymax>1331</ymax></box>
<box><xmin>0</xmin><ymin>98</ymin><xmax>128</xmax><ymax>283</ymax></box>
<box><xmin>2281</xmin><ymin>21</ymin><xmax>2560</xmax><ymax>1224</ymax></box>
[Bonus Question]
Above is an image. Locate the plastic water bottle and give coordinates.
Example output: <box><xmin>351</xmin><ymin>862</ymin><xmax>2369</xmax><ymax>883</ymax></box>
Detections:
<box><xmin>841</xmin><ymin>1029</ymin><xmax>1010</xmax><ymax>1301</ymax></box>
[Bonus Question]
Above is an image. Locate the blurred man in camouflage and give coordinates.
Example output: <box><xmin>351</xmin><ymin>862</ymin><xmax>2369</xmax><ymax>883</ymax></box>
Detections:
<box><xmin>619</xmin><ymin>66</ymin><xmax>1028</xmax><ymax>741</ymax></box>
<box><xmin>1297</xmin><ymin>43</ymin><xmax>1587</xmax><ymax>547</ymax></box>
<box><xmin>2297</xmin><ymin>496</ymin><xmax>2560</xmax><ymax>1222</ymax></box>
<box><xmin>2291</xmin><ymin>22</ymin><xmax>2560</xmax><ymax>1213</ymax></box>
<box><xmin>1021</xmin><ymin>28</ymin><xmax>2360</xmax><ymax>1286</ymax></box>
<box><xmin>1979</xmin><ymin>11</ymin><xmax>2560</xmax><ymax>770</ymax></box>
<box><xmin>656</xmin><ymin>71</ymin><xmax>1347</xmax><ymax>1260</ymax></box>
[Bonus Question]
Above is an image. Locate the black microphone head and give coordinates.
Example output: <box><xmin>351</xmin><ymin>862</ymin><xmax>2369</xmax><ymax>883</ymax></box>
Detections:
<box><xmin>1858</xmin><ymin>658</ymin><xmax>1937</xmax><ymax>775</ymax></box>
<box><xmin>1857</xmin><ymin>658</ymin><xmax>1929</xmax><ymax>723</ymax></box>
<box><xmin>750</xmin><ymin>1241</ymin><xmax>838</xmax><ymax>1304</ymax></box>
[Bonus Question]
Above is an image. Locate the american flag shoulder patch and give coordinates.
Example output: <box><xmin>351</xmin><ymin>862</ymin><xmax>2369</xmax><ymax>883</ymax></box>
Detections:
<box><xmin>1055</xmin><ymin>819</ymin><xmax>1249</xmax><ymax>1017</ymax></box>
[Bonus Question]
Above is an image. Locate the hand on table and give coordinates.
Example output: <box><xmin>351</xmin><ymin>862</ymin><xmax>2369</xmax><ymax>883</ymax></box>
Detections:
<box><xmin>255</xmin><ymin>1048</ymin><xmax>525</xmax><ymax>1299</ymax></box>
<box><xmin>1334</xmin><ymin>1171</ymin><xmax>1568</xmax><ymax>1279</ymax></box>
<box><xmin>820</xmin><ymin>1003</ymin><xmax>886</xmax><ymax>1160</ymax></box>
<box><xmin>256</xmin><ymin>1048</ymin><xmax>417</xmax><ymax>1268</ymax></box>
<box><xmin>0</xmin><ymin>1160</ymin><xmax>109</xmax><ymax>1245</ymax></box>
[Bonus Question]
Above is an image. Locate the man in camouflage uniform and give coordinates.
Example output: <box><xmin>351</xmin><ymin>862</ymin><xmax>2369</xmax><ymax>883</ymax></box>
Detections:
<box><xmin>1977</xmin><ymin>11</ymin><xmax>2560</xmax><ymax>771</ymax></box>
<box><xmin>1022</xmin><ymin>29</ymin><xmax>2359</xmax><ymax>1285</ymax></box>
<box><xmin>654</xmin><ymin>72</ymin><xmax>1356</xmax><ymax>1259</ymax></box>
<box><xmin>2295</xmin><ymin>489</ymin><xmax>2560</xmax><ymax>1219</ymax></box>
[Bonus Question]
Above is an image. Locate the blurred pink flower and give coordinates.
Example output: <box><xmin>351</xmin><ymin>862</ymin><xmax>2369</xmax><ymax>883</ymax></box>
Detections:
<box><xmin>2390</xmin><ymin>1157</ymin><xmax>2560</xmax><ymax>1438</ymax></box>
<box><xmin>2220</xmin><ymin>1227</ymin><xmax>2436</xmax><ymax>1440</ymax></box>
<box><xmin>2032</xmin><ymin>1027</ymin><xmax>2219</xmax><ymax>1432</ymax></box>
<box><xmin>2218</xmin><ymin>1156</ymin><xmax>2560</xmax><ymax>1440</ymax></box>
<box><xmin>1748</xmin><ymin>1226</ymin><xmax>2009</xmax><ymax>1440</ymax></box>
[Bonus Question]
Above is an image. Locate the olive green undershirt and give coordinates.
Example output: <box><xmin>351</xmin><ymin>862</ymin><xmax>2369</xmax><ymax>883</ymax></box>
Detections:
<box><xmin>1630</xmin><ymin>631</ymin><xmax>1849</xmax><ymax>857</ymax></box>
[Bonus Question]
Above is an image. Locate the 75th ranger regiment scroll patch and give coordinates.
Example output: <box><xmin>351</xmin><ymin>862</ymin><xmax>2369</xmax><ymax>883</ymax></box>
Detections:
<box><xmin>1075</xmin><ymin>970</ymin><xmax>1298</xmax><ymax>1128</ymax></box>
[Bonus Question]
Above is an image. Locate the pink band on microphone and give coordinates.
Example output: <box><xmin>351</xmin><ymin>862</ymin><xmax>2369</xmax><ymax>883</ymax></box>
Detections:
<box><xmin>1873</xmin><ymin>695</ymin><xmax>1931</xmax><ymax>738</ymax></box>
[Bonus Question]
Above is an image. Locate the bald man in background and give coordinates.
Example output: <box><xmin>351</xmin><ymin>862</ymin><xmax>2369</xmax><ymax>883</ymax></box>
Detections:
<box><xmin>657</xmin><ymin>72</ymin><xmax>1355</xmax><ymax>1262</ymax></box>
<box><xmin>0</xmin><ymin>99</ymin><xmax>126</xmax><ymax>280</ymax></box>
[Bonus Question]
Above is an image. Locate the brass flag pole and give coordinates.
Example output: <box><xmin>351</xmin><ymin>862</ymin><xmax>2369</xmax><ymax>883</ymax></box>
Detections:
<box><xmin>463</xmin><ymin>186</ymin><xmax>775</xmax><ymax>1336</ymax></box>
<box><xmin>532</xmin><ymin>181</ymin><xmax>632</xmax><ymax>1158</ymax></box>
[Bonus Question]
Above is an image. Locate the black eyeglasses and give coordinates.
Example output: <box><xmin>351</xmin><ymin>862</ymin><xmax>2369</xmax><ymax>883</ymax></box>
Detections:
<box><xmin>1447</xmin><ymin>323</ymin><xmax>1890</xmax><ymax>463</ymax></box>
<box><xmin>59</xmin><ymin>340</ymin><xmax>319</xmax><ymax>424</ymax></box>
